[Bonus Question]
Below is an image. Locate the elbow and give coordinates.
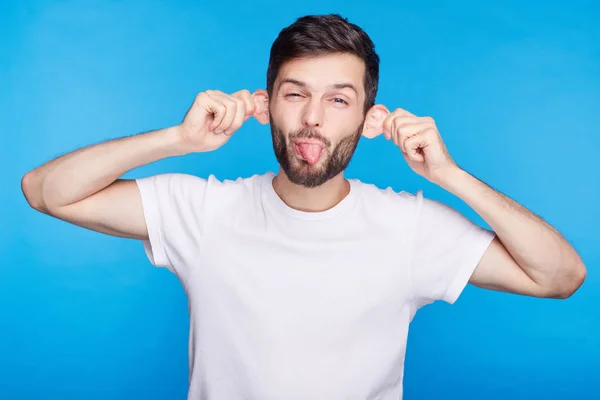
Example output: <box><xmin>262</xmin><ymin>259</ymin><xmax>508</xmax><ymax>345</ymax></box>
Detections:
<box><xmin>550</xmin><ymin>262</ymin><xmax>587</xmax><ymax>299</ymax></box>
<box><xmin>21</xmin><ymin>170</ymin><xmax>47</xmax><ymax>212</ymax></box>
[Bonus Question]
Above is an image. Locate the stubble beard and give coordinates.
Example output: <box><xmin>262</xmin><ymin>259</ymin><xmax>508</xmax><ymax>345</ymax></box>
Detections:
<box><xmin>270</xmin><ymin>116</ymin><xmax>364</xmax><ymax>188</ymax></box>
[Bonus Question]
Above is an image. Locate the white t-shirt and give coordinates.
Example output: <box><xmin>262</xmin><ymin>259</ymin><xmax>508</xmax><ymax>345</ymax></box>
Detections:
<box><xmin>135</xmin><ymin>171</ymin><xmax>495</xmax><ymax>400</ymax></box>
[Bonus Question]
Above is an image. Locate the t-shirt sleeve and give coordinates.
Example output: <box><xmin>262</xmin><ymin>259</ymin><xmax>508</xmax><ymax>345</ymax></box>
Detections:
<box><xmin>409</xmin><ymin>190</ymin><xmax>496</xmax><ymax>308</ymax></box>
<box><xmin>135</xmin><ymin>173</ymin><xmax>211</xmax><ymax>279</ymax></box>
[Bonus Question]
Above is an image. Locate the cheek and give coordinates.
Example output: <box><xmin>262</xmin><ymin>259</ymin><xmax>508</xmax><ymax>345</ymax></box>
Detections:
<box><xmin>325</xmin><ymin>105</ymin><xmax>363</xmax><ymax>125</ymax></box>
<box><xmin>328</xmin><ymin>116</ymin><xmax>363</xmax><ymax>140</ymax></box>
<box><xmin>271</xmin><ymin>99</ymin><xmax>302</xmax><ymax>123</ymax></box>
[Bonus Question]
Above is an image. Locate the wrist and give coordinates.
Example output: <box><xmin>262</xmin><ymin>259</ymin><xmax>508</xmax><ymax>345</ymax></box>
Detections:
<box><xmin>433</xmin><ymin>166</ymin><xmax>471</xmax><ymax>194</ymax></box>
<box><xmin>161</xmin><ymin>125</ymin><xmax>192</xmax><ymax>157</ymax></box>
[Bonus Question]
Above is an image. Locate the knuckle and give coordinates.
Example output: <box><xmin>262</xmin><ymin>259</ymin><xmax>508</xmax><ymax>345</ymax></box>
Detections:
<box><xmin>226</xmin><ymin>123</ymin><xmax>241</xmax><ymax>134</ymax></box>
<box><xmin>423</xmin><ymin>128</ymin><xmax>436</xmax><ymax>137</ymax></box>
<box><xmin>383</xmin><ymin>118</ymin><xmax>393</xmax><ymax>130</ymax></box>
<box><xmin>224</xmin><ymin>98</ymin><xmax>237</xmax><ymax>108</ymax></box>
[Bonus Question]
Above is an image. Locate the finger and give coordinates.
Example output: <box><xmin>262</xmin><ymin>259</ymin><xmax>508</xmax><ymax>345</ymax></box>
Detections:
<box><xmin>223</xmin><ymin>96</ymin><xmax>247</xmax><ymax>136</ymax></box>
<box><xmin>390</xmin><ymin>116</ymin><xmax>420</xmax><ymax>151</ymax></box>
<box><xmin>394</xmin><ymin>108</ymin><xmax>417</xmax><ymax>119</ymax></box>
<box><xmin>381</xmin><ymin>113</ymin><xmax>395</xmax><ymax>140</ymax></box>
<box><xmin>390</xmin><ymin>116</ymin><xmax>399</xmax><ymax>146</ymax></box>
<box><xmin>232</xmin><ymin>90</ymin><xmax>256</xmax><ymax>121</ymax></box>
<box><xmin>396</xmin><ymin>121</ymin><xmax>432</xmax><ymax>153</ymax></box>
<box><xmin>209</xmin><ymin>92</ymin><xmax>238</xmax><ymax>133</ymax></box>
<box><xmin>202</xmin><ymin>92</ymin><xmax>227</xmax><ymax>132</ymax></box>
<box><xmin>383</xmin><ymin>112</ymin><xmax>418</xmax><ymax>140</ymax></box>
<box><xmin>404</xmin><ymin>129</ymin><xmax>436</xmax><ymax>163</ymax></box>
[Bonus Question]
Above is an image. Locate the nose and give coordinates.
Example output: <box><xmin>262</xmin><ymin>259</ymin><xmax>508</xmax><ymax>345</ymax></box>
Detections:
<box><xmin>302</xmin><ymin>97</ymin><xmax>323</xmax><ymax>128</ymax></box>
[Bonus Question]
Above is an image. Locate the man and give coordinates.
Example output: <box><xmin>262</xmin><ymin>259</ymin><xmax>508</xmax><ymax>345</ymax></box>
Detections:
<box><xmin>21</xmin><ymin>13</ymin><xmax>585</xmax><ymax>400</ymax></box>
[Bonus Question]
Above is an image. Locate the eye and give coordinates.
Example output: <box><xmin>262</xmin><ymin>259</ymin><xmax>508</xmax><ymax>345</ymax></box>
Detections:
<box><xmin>285</xmin><ymin>93</ymin><xmax>302</xmax><ymax>98</ymax></box>
<box><xmin>332</xmin><ymin>97</ymin><xmax>348</xmax><ymax>105</ymax></box>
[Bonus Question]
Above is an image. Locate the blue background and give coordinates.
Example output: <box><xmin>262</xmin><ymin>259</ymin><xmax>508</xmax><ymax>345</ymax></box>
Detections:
<box><xmin>2</xmin><ymin>0</ymin><xmax>599</xmax><ymax>399</ymax></box>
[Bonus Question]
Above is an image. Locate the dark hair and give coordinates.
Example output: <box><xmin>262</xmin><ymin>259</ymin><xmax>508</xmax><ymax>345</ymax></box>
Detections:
<box><xmin>267</xmin><ymin>14</ymin><xmax>380</xmax><ymax>113</ymax></box>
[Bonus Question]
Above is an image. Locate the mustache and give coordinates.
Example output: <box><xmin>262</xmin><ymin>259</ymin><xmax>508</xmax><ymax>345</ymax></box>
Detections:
<box><xmin>288</xmin><ymin>127</ymin><xmax>331</xmax><ymax>148</ymax></box>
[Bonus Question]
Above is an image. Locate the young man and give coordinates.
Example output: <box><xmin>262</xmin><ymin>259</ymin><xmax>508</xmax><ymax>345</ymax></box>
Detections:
<box><xmin>22</xmin><ymin>14</ymin><xmax>585</xmax><ymax>400</ymax></box>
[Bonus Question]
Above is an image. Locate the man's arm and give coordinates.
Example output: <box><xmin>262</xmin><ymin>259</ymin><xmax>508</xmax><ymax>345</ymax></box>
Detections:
<box><xmin>21</xmin><ymin>127</ymin><xmax>186</xmax><ymax>240</ymax></box>
<box><xmin>21</xmin><ymin>89</ymin><xmax>263</xmax><ymax>241</ymax></box>
<box><xmin>438</xmin><ymin>167</ymin><xmax>586</xmax><ymax>299</ymax></box>
<box><xmin>373</xmin><ymin>107</ymin><xmax>586</xmax><ymax>299</ymax></box>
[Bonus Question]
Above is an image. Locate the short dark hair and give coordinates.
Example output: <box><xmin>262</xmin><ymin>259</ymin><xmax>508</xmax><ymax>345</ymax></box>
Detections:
<box><xmin>266</xmin><ymin>14</ymin><xmax>380</xmax><ymax>113</ymax></box>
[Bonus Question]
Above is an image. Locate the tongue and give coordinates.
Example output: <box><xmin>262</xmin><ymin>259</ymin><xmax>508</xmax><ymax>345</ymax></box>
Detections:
<box><xmin>297</xmin><ymin>143</ymin><xmax>323</xmax><ymax>165</ymax></box>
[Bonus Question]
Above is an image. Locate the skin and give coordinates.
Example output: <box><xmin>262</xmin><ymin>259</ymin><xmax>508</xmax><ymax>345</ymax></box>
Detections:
<box><xmin>21</xmin><ymin>52</ymin><xmax>586</xmax><ymax>300</ymax></box>
<box><xmin>268</xmin><ymin>53</ymin><xmax>372</xmax><ymax>212</ymax></box>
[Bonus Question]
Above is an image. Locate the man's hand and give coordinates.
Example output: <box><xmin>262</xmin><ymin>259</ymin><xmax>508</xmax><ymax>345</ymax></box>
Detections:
<box><xmin>21</xmin><ymin>87</ymin><xmax>269</xmax><ymax>240</ymax></box>
<box><xmin>365</xmin><ymin>106</ymin><xmax>585</xmax><ymax>299</ymax></box>
<box><xmin>375</xmin><ymin>107</ymin><xmax>458</xmax><ymax>185</ymax></box>
<box><xmin>179</xmin><ymin>89</ymin><xmax>268</xmax><ymax>154</ymax></box>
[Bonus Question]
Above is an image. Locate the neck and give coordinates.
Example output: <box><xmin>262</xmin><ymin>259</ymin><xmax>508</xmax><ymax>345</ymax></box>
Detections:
<box><xmin>272</xmin><ymin>168</ymin><xmax>351</xmax><ymax>213</ymax></box>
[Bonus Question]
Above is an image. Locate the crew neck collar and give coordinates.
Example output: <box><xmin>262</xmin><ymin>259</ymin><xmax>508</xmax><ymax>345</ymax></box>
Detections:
<box><xmin>261</xmin><ymin>171</ymin><xmax>358</xmax><ymax>221</ymax></box>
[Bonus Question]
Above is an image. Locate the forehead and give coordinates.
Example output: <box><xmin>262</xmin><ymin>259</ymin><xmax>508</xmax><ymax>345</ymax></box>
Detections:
<box><xmin>275</xmin><ymin>53</ymin><xmax>366</xmax><ymax>94</ymax></box>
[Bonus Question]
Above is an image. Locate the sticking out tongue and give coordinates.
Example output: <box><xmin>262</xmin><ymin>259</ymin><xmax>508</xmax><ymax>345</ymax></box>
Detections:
<box><xmin>296</xmin><ymin>143</ymin><xmax>324</xmax><ymax>165</ymax></box>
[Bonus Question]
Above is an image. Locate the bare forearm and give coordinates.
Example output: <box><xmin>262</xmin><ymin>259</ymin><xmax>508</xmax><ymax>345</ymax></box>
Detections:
<box><xmin>22</xmin><ymin>126</ymin><xmax>185</xmax><ymax>210</ymax></box>
<box><xmin>437</xmin><ymin>167</ymin><xmax>585</xmax><ymax>288</ymax></box>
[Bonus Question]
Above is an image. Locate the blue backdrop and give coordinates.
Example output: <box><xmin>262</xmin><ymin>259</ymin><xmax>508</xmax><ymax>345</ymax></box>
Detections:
<box><xmin>2</xmin><ymin>0</ymin><xmax>599</xmax><ymax>399</ymax></box>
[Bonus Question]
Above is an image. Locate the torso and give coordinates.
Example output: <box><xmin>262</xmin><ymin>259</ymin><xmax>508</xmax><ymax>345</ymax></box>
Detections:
<box><xmin>183</xmin><ymin>173</ymin><xmax>418</xmax><ymax>399</ymax></box>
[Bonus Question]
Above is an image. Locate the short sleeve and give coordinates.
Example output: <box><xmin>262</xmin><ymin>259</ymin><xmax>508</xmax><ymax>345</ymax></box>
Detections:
<box><xmin>135</xmin><ymin>173</ymin><xmax>210</xmax><ymax>279</ymax></box>
<box><xmin>409</xmin><ymin>191</ymin><xmax>496</xmax><ymax>308</ymax></box>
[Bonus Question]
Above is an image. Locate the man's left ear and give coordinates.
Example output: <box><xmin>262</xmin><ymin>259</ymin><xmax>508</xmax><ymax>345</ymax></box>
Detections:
<box><xmin>362</xmin><ymin>104</ymin><xmax>390</xmax><ymax>139</ymax></box>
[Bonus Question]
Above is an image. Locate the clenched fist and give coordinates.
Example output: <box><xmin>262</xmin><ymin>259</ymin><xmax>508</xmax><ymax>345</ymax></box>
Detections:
<box><xmin>178</xmin><ymin>89</ymin><xmax>269</xmax><ymax>153</ymax></box>
<box><xmin>363</xmin><ymin>105</ymin><xmax>459</xmax><ymax>185</ymax></box>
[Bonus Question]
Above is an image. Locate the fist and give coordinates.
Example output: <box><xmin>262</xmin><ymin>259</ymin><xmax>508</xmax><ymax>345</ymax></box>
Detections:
<box><xmin>363</xmin><ymin>105</ymin><xmax>458</xmax><ymax>184</ymax></box>
<box><xmin>381</xmin><ymin>108</ymin><xmax>458</xmax><ymax>183</ymax></box>
<box><xmin>178</xmin><ymin>89</ymin><xmax>269</xmax><ymax>153</ymax></box>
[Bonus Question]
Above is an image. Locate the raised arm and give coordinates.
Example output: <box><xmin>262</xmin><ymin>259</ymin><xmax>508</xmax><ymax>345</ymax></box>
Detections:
<box><xmin>372</xmin><ymin>106</ymin><xmax>586</xmax><ymax>299</ymax></box>
<box><xmin>21</xmin><ymin>89</ymin><xmax>268</xmax><ymax>240</ymax></box>
<box><xmin>21</xmin><ymin>127</ymin><xmax>185</xmax><ymax>240</ymax></box>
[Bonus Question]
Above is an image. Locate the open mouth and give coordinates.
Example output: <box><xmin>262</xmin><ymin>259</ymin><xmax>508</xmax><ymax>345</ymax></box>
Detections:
<box><xmin>293</xmin><ymin>141</ymin><xmax>325</xmax><ymax>165</ymax></box>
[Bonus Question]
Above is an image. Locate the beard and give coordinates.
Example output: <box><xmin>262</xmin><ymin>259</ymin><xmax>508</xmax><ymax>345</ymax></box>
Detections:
<box><xmin>270</xmin><ymin>116</ymin><xmax>364</xmax><ymax>188</ymax></box>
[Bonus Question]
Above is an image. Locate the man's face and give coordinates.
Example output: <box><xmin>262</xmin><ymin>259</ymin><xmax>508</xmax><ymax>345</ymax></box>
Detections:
<box><xmin>269</xmin><ymin>53</ymin><xmax>367</xmax><ymax>188</ymax></box>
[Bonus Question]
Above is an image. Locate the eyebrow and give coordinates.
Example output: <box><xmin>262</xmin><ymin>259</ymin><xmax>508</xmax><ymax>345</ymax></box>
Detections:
<box><xmin>279</xmin><ymin>78</ymin><xmax>358</xmax><ymax>96</ymax></box>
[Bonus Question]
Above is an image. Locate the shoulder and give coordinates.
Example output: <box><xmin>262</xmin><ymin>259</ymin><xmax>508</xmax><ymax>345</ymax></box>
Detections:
<box><xmin>199</xmin><ymin>172</ymin><xmax>272</xmax><ymax>211</ymax></box>
<box><xmin>203</xmin><ymin>172</ymin><xmax>268</xmax><ymax>199</ymax></box>
<box><xmin>135</xmin><ymin>171</ymin><xmax>268</xmax><ymax>211</ymax></box>
<box><xmin>350</xmin><ymin>179</ymin><xmax>424</xmax><ymax>213</ymax></box>
<box><xmin>137</xmin><ymin>171</ymin><xmax>266</xmax><ymax>192</ymax></box>
<box><xmin>351</xmin><ymin>179</ymin><xmax>464</xmax><ymax>220</ymax></box>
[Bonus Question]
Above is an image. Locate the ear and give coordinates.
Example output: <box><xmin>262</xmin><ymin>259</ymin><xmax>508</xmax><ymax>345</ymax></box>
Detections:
<box><xmin>252</xmin><ymin>89</ymin><xmax>270</xmax><ymax>125</ymax></box>
<box><xmin>362</xmin><ymin>104</ymin><xmax>390</xmax><ymax>139</ymax></box>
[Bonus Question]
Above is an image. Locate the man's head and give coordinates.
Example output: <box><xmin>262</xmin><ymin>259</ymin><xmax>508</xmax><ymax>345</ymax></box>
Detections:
<box><xmin>254</xmin><ymin>14</ymin><xmax>388</xmax><ymax>188</ymax></box>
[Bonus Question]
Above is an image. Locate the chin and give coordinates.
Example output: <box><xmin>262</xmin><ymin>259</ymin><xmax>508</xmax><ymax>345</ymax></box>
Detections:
<box><xmin>270</xmin><ymin>120</ymin><xmax>359</xmax><ymax>188</ymax></box>
<box><xmin>284</xmin><ymin>154</ymin><xmax>337</xmax><ymax>188</ymax></box>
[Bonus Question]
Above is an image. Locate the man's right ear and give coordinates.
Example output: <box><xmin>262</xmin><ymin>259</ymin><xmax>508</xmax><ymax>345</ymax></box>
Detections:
<box><xmin>252</xmin><ymin>90</ymin><xmax>270</xmax><ymax>125</ymax></box>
